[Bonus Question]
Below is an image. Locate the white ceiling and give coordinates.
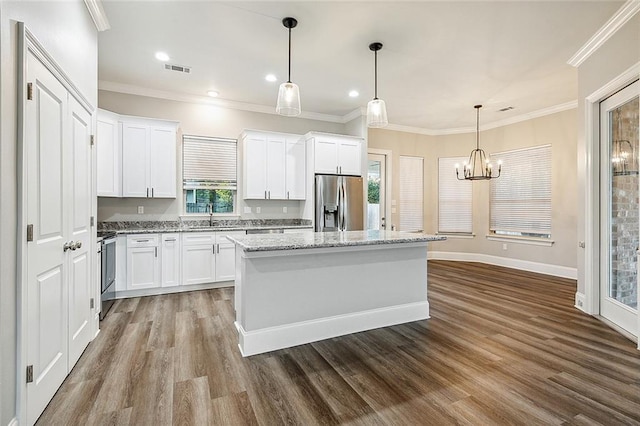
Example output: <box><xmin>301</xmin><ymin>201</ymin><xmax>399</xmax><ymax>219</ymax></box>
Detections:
<box><xmin>98</xmin><ymin>1</ymin><xmax>624</xmax><ymax>131</ymax></box>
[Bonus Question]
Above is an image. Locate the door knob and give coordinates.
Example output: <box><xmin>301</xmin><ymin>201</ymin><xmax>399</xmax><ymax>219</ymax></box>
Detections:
<box><xmin>70</xmin><ymin>241</ymin><xmax>82</xmax><ymax>251</ymax></box>
<box><xmin>63</xmin><ymin>241</ymin><xmax>74</xmax><ymax>252</ymax></box>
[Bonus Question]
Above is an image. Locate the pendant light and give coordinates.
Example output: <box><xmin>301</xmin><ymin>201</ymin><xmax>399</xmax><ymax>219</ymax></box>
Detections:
<box><xmin>367</xmin><ymin>42</ymin><xmax>388</xmax><ymax>128</ymax></box>
<box><xmin>276</xmin><ymin>17</ymin><xmax>301</xmax><ymax>117</ymax></box>
<box><xmin>456</xmin><ymin>105</ymin><xmax>501</xmax><ymax>180</ymax></box>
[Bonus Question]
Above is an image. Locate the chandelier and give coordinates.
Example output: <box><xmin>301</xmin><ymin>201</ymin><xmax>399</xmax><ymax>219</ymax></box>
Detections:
<box><xmin>456</xmin><ymin>105</ymin><xmax>501</xmax><ymax>180</ymax></box>
<box><xmin>611</xmin><ymin>108</ymin><xmax>638</xmax><ymax>176</ymax></box>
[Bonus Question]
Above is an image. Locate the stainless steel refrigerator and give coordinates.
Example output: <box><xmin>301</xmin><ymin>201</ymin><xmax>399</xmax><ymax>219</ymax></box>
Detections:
<box><xmin>315</xmin><ymin>174</ymin><xmax>364</xmax><ymax>232</ymax></box>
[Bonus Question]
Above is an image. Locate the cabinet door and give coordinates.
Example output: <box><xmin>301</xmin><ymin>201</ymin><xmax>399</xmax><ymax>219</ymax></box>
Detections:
<box><xmin>243</xmin><ymin>135</ymin><xmax>267</xmax><ymax>199</ymax></box>
<box><xmin>122</xmin><ymin>123</ymin><xmax>149</xmax><ymax>197</ymax></box>
<box><xmin>126</xmin><ymin>246</ymin><xmax>160</xmax><ymax>290</ymax></box>
<box><xmin>215</xmin><ymin>241</ymin><xmax>236</xmax><ymax>281</ymax></box>
<box><xmin>314</xmin><ymin>139</ymin><xmax>339</xmax><ymax>174</ymax></box>
<box><xmin>182</xmin><ymin>244</ymin><xmax>216</xmax><ymax>285</ymax></box>
<box><xmin>149</xmin><ymin>127</ymin><xmax>176</xmax><ymax>198</ymax></box>
<box><xmin>338</xmin><ymin>140</ymin><xmax>362</xmax><ymax>176</ymax></box>
<box><xmin>161</xmin><ymin>234</ymin><xmax>181</xmax><ymax>287</ymax></box>
<box><xmin>286</xmin><ymin>139</ymin><xmax>306</xmax><ymax>200</ymax></box>
<box><xmin>266</xmin><ymin>136</ymin><xmax>286</xmax><ymax>199</ymax></box>
<box><xmin>96</xmin><ymin>111</ymin><xmax>121</xmax><ymax>197</ymax></box>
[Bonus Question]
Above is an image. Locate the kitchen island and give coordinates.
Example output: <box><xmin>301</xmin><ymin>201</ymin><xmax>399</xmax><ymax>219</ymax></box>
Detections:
<box><xmin>227</xmin><ymin>230</ymin><xmax>445</xmax><ymax>356</ymax></box>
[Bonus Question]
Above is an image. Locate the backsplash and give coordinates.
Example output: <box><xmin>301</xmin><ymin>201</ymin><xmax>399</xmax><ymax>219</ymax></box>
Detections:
<box><xmin>98</xmin><ymin>218</ymin><xmax>312</xmax><ymax>231</ymax></box>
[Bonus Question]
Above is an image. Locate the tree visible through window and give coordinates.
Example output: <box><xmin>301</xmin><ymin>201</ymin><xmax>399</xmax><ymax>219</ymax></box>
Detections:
<box><xmin>185</xmin><ymin>189</ymin><xmax>234</xmax><ymax>213</ymax></box>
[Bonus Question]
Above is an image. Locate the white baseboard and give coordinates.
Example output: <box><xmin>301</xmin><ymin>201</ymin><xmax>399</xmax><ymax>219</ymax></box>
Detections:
<box><xmin>115</xmin><ymin>280</ymin><xmax>233</xmax><ymax>299</ymax></box>
<box><xmin>8</xmin><ymin>417</ymin><xmax>18</xmax><ymax>426</ymax></box>
<box><xmin>428</xmin><ymin>251</ymin><xmax>577</xmax><ymax>280</ymax></box>
<box><xmin>237</xmin><ymin>301</ymin><xmax>430</xmax><ymax>357</ymax></box>
<box><xmin>574</xmin><ymin>292</ymin><xmax>587</xmax><ymax>312</ymax></box>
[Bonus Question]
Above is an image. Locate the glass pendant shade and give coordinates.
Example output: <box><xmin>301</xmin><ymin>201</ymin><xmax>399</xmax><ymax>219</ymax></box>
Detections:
<box><xmin>276</xmin><ymin>82</ymin><xmax>301</xmax><ymax>117</ymax></box>
<box><xmin>367</xmin><ymin>98</ymin><xmax>388</xmax><ymax>128</ymax></box>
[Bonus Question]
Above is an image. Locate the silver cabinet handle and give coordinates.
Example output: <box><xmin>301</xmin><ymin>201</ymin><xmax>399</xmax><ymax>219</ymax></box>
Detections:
<box><xmin>213</xmin><ymin>244</ymin><xmax>215</xmax><ymax>254</ymax></box>
<box><xmin>135</xmin><ymin>239</ymin><xmax>150</xmax><ymax>243</ymax></box>
<box><xmin>336</xmin><ymin>166</ymin><xmax>339</xmax><ymax>174</ymax></box>
<box><xmin>146</xmin><ymin>188</ymin><xmax>149</xmax><ymax>197</ymax></box>
<box><xmin>216</xmin><ymin>243</ymin><xmax>220</xmax><ymax>254</ymax></box>
<box><xmin>151</xmin><ymin>188</ymin><xmax>154</xmax><ymax>197</ymax></box>
<box><xmin>268</xmin><ymin>190</ymin><xmax>271</xmax><ymax>199</ymax></box>
<box><xmin>264</xmin><ymin>190</ymin><xmax>267</xmax><ymax>199</ymax></box>
<box><xmin>165</xmin><ymin>238</ymin><xmax>176</xmax><ymax>242</ymax></box>
<box><xmin>154</xmin><ymin>247</ymin><xmax>157</xmax><ymax>257</ymax></box>
<box><xmin>287</xmin><ymin>191</ymin><xmax>290</xmax><ymax>199</ymax></box>
<box><xmin>63</xmin><ymin>241</ymin><xmax>74</xmax><ymax>252</ymax></box>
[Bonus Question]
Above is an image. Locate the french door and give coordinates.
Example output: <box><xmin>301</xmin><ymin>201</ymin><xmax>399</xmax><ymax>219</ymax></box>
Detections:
<box><xmin>599</xmin><ymin>80</ymin><xmax>639</xmax><ymax>338</ymax></box>
<box><xmin>367</xmin><ymin>153</ymin><xmax>387</xmax><ymax>230</ymax></box>
<box><xmin>25</xmin><ymin>48</ymin><xmax>93</xmax><ymax>424</ymax></box>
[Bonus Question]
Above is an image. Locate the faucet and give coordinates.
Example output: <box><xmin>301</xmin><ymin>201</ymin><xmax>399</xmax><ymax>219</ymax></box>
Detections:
<box><xmin>208</xmin><ymin>203</ymin><xmax>214</xmax><ymax>226</ymax></box>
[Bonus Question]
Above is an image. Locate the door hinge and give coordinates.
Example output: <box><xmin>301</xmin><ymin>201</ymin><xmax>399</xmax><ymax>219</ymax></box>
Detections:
<box><xmin>26</xmin><ymin>224</ymin><xmax>34</xmax><ymax>242</ymax></box>
<box><xmin>27</xmin><ymin>82</ymin><xmax>33</xmax><ymax>100</ymax></box>
<box><xmin>26</xmin><ymin>365</ymin><xmax>33</xmax><ymax>383</ymax></box>
<box><xmin>90</xmin><ymin>298</ymin><xmax>95</xmax><ymax>309</ymax></box>
<box><xmin>90</xmin><ymin>216</ymin><xmax>95</xmax><ymax>227</ymax></box>
<box><xmin>90</xmin><ymin>135</ymin><xmax>95</xmax><ymax>146</ymax></box>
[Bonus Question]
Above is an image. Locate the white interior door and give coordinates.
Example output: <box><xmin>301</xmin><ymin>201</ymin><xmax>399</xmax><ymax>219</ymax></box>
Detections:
<box><xmin>25</xmin><ymin>51</ymin><xmax>70</xmax><ymax>426</ymax></box>
<box><xmin>600</xmin><ymin>80</ymin><xmax>639</xmax><ymax>338</ymax></box>
<box><xmin>367</xmin><ymin>153</ymin><xmax>387</xmax><ymax>230</ymax></box>
<box><xmin>67</xmin><ymin>96</ymin><xmax>93</xmax><ymax>367</ymax></box>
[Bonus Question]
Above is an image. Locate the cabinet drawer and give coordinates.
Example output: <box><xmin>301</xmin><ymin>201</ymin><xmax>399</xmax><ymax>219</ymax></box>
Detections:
<box><xmin>182</xmin><ymin>232</ymin><xmax>216</xmax><ymax>245</ymax></box>
<box><xmin>127</xmin><ymin>234</ymin><xmax>159</xmax><ymax>247</ymax></box>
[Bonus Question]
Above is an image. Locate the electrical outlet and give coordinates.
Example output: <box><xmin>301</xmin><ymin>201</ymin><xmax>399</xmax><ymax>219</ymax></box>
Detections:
<box><xmin>391</xmin><ymin>199</ymin><xmax>397</xmax><ymax>206</ymax></box>
<box><xmin>502</xmin><ymin>243</ymin><xmax>508</xmax><ymax>250</ymax></box>
<box><xmin>137</xmin><ymin>206</ymin><xmax>144</xmax><ymax>214</ymax></box>
<box><xmin>244</xmin><ymin>206</ymin><xmax>251</xmax><ymax>214</ymax></box>
<box><xmin>391</xmin><ymin>207</ymin><xmax>396</xmax><ymax>214</ymax></box>
<box><xmin>283</xmin><ymin>206</ymin><xmax>287</xmax><ymax>213</ymax></box>
<box><xmin>256</xmin><ymin>207</ymin><xmax>261</xmax><ymax>214</ymax></box>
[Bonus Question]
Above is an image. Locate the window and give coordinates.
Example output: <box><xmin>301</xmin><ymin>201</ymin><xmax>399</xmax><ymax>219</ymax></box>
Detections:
<box><xmin>490</xmin><ymin>145</ymin><xmax>551</xmax><ymax>238</ymax></box>
<box><xmin>438</xmin><ymin>157</ymin><xmax>472</xmax><ymax>234</ymax></box>
<box><xmin>399</xmin><ymin>156</ymin><xmax>424</xmax><ymax>232</ymax></box>
<box><xmin>183</xmin><ymin>135</ymin><xmax>237</xmax><ymax>214</ymax></box>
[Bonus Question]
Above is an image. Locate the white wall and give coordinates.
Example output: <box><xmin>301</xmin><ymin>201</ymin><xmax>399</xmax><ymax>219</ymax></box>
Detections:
<box><xmin>0</xmin><ymin>1</ymin><xmax>97</xmax><ymax>424</ymax></box>
<box><xmin>97</xmin><ymin>90</ymin><xmax>349</xmax><ymax>222</ymax></box>
<box><xmin>576</xmin><ymin>13</ymin><xmax>640</xmax><ymax>297</ymax></box>
<box><xmin>369</xmin><ymin>108</ymin><xmax>578</xmax><ymax>271</ymax></box>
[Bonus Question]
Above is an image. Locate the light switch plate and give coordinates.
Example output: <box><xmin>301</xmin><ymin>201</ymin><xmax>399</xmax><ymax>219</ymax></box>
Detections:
<box><xmin>256</xmin><ymin>207</ymin><xmax>261</xmax><ymax>214</ymax></box>
<box><xmin>283</xmin><ymin>207</ymin><xmax>287</xmax><ymax>213</ymax></box>
<box><xmin>391</xmin><ymin>199</ymin><xmax>397</xmax><ymax>206</ymax></box>
<box><xmin>244</xmin><ymin>206</ymin><xmax>251</xmax><ymax>214</ymax></box>
<box><xmin>391</xmin><ymin>207</ymin><xmax>396</xmax><ymax>214</ymax></box>
<box><xmin>137</xmin><ymin>206</ymin><xmax>144</xmax><ymax>214</ymax></box>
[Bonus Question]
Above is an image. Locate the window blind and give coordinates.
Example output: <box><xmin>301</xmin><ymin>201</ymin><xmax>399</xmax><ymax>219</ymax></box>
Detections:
<box><xmin>490</xmin><ymin>145</ymin><xmax>551</xmax><ymax>237</ymax></box>
<box><xmin>438</xmin><ymin>156</ymin><xmax>472</xmax><ymax>234</ymax></box>
<box><xmin>183</xmin><ymin>135</ymin><xmax>237</xmax><ymax>189</ymax></box>
<box><xmin>399</xmin><ymin>156</ymin><xmax>424</xmax><ymax>232</ymax></box>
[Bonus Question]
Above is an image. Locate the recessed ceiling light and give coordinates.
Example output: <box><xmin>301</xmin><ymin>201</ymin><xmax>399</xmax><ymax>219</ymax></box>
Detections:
<box><xmin>207</xmin><ymin>91</ymin><xmax>219</xmax><ymax>98</ymax></box>
<box><xmin>155</xmin><ymin>51</ymin><xmax>170</xmax><ymax>62</ymax></box>
<box><xmin>265</xmin><ymin>74</ymin><xmax>277</xmax><ymax>82</ymax></box>
<box><xmin>348</xmin><ymin>90</ymin><xmax>359</xmax><ymax>98</ymax></box>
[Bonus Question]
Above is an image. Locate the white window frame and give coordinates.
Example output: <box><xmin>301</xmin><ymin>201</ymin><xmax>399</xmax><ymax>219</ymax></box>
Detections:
<box><xmin>182</xmin><ymin>135</ymin><xmax>238</xmax><ymax>217</ymax></box>
<box><xmin>488</xmin><ymin>144</ymin><xmax>553</xmax><ymax>246</ymax></box>
<box><xmin>438</xmin><ymin>156</ymin><xmax>474</xmax><ymax>236</ymax></box>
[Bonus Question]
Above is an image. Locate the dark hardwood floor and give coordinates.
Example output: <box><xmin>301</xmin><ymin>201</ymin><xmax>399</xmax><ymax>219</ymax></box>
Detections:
<box><xmin>37</xmin><ymin>260</ymin><xmax>640</xmax><ymax>425</ymax></box>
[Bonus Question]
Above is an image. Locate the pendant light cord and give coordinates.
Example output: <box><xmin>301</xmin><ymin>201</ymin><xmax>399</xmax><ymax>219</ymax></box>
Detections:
<box><xmin>476</xmin><ymin>107</ymin><xmax>480</xmax><ymax>149</ymax></box>
<box><xmin>287</xmin><ymin>27</ymin><xmax>292</xmax><ymax>83</ymax></box>
<box><xmin>374</xmin><ymin>50</ymin><xmax>378</xmax><ymax>100</ymax></box>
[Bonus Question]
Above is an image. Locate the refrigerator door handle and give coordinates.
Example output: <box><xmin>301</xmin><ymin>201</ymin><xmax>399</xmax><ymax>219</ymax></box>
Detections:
<box><xmin>341</xmin><ymin>178</ymin><xmax>348</xmax><ymax>231</ymax></box>
<box><xmin>338</xmin><ymin>177</ymin><xmax>345</xmax><ymax>231</ymax></box>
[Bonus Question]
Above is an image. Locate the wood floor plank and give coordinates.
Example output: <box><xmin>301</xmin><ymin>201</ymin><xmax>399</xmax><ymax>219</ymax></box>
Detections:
<box><xmin>36</xmin><ymin>260</ymin><xmax>640</xmax><ymax>425</ymax></box>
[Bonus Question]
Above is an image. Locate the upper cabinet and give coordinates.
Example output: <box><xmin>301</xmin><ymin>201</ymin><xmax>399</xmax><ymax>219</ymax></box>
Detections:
<box><xmin>96</xmin><ymin>109</ymin><xmax>121</xmax><ymax>197</ymax></box>
<box><xmin>309</xmin><ymin>133</ymin><xmax>363</xmax><ymax>176</ymax></box>
<box><xmin>241</xmin><ymin>130</ymin><xmax>306</xmax><ymax>200</ymax></box>
<box><xmin>96</xmin><ymin>108</ymin><xmax>178</xmax><ymax>198</ymax></box>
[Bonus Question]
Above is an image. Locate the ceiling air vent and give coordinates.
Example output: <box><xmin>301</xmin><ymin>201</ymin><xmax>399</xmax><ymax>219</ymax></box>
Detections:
<box><xmin>498</xmin><ymin>106</ymin><xmax>514</xmax><ymax>112</ymax></box>
<box><xmin>164</xmin><ymin>63</ymin><xmax>191</xmax><ymax>74</ymax></box>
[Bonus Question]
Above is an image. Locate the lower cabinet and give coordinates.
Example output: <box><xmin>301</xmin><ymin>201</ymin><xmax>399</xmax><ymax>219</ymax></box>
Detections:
<box><xmin>123</xmin><ymin>231</ymin><xmax>242</xmax><ymax>295</ymax></box>
<box><xmin>126</xmin><ymin>235</ymin><xmax>160</xmax><ymax>290</ymax></box>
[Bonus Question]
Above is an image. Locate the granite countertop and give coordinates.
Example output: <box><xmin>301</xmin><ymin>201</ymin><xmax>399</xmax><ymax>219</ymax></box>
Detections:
<box><xmin>227</xmin><ymin>230</ymin><xmax>446</xmax><ymax>252</ymax></box>
<box><xmin>98</xmin><ymin>219</ymin><xmax>313</xmax><ymax>235</ymax></box>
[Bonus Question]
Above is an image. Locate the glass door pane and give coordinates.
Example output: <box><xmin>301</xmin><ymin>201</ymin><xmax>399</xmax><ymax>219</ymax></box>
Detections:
<box><xmin>367</xmin><ymin>154</ymin><xmax>386</xmax><ymax>230</ymax></box>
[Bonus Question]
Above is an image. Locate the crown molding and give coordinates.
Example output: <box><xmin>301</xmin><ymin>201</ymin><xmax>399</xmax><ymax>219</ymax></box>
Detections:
<box><xmin>84</xmin><ymin>0</ymin><xmax>111</xmax><ymax>31</ymax></box>
<box><xmin>98</xmin><ymin>80</ymin><xmax>347</xmax><ymax>123</ymax></box>
<box><xmin>99</xmin><ymin>81</ymin><xmax>577</xmax><ymax>134</ymax></box>
<box><xmin>567</xmin><ymin>0</ymin><xmax>640</xmax><ymax>67</ymax></box>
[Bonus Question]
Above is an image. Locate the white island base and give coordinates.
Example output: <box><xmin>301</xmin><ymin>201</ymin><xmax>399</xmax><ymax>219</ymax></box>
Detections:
<box><xmin>230</xmin><ymin>231</ymin><xmax>443</xmax><ymax>357</ymax></box>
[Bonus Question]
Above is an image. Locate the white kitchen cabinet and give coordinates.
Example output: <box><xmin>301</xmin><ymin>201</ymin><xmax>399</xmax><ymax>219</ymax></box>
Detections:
<box><xmin>126</xmin><ymin>235</ymin><xmax>160</xmax><ymax>290</ymax></box>
<box><xmin>215</xmin><ymin>231</ymin><xmax>245</xmax><ymax>282</ymax></box>
<box><xmin>181</xmin><ymin>233</ymin><xmax>216</xmax><ymax>285</ymax></box>
<box><xmin>242</xmin><ymin>131</ymin><xmax>304</xmax><ymax>200</ymax></box>
<box><xmin>161</xmin><ymin>234</ymin><xmax>181</xmax><ymax>287</ymax></box>
<box><xmin>121</xmin><ymin>117</ymin><xmax>177</xmax><ymax>198</ymax></box>
<box><xmin>285</xmin><ymin>139</ymin><xmax>306</xmax><ymax>200</ymax></box>
<box><xmin>96</xmin><ymin>109</ymin><xmax>121</xmax><ymax>197</ymax></box>
<box><xmin>311</xmin><ymin>134</ymin><xmax>363</xmax><ymax>176</ymax></box>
